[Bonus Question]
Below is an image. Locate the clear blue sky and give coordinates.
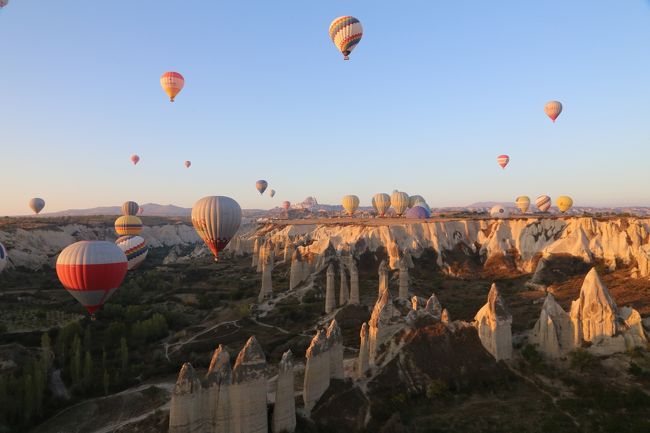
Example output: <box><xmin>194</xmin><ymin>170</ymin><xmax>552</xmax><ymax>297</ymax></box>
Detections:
<box><xmin>2</xmin><ymin>0</ymin><xmax>650</xmax><ymax>215</ymax></box>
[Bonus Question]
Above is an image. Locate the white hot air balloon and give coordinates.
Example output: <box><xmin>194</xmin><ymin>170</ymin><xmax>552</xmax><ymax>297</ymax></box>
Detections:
<box><xmin>191</xmin><ymin>196</ymin><xmax>242</xmax><ymax>261</ymax></box>
<box><xmin>372</xmin><ymin>193</ymin><xmax>391</xmax><ymax>217</ymax></box>
<box><xmin>391</xmin><ymin>191</ymin><xmax>410</xmax><ymax>216</ymax></box>
<box><xmin>490</xmin><ymin>205</ymin><xmax>511</xmax><ymax>219</ymax></box>
<box><xmin>115</xmin><ymin>236</ymin><xmax>148</xmax><ymax>270</ymax></box>
<box><xmin>342</xmin><ymin>195</ymin><xmax>360</xmax><ymax>216</ymax></box>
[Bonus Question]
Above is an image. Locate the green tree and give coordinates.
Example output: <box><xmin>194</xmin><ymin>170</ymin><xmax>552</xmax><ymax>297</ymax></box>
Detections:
<box><xmin>103</xmin><ymin>369</ymin><xmax>110</xmax><ymax>396</ymax></box>
<box><xmin>119</xmin><ymin>337</ymin><xmax>128</xmax><ymax>371</ymax></box>
<box><xmin>83</xmin><ymin>351</ymin><xmax>93</xmax><ymax>390</ymax></box>
<box><xmin>70</xmin><ymin>334</ymin><xmax>82</xmax><ymax>386</ymax></box>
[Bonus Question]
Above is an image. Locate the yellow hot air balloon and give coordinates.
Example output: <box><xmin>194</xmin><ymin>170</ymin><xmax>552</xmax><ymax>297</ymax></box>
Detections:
<box><xmin>556</xmin><ymin>196</ymin><xmax>573</xmax><ymax>213</ymax></box>
<box><xmin>342</xmin><ymin>195</ymin><xmax>360</xmax><ymax>216</ymax></box>
<box><xmin>160</xmin><ymin>72</ymin><xmax>184</xmax><ymax>102</ymax></box>
<box><xmin>115</xmin><ymin>215</ymin><xmax>143</xmax><ymax>236</ymax></box>
<box><xmin>515</xmin><ymin>196</ymin><xmax>530</xmax><ymax>214</ymax></box>
<box><xmin>372</xmin><ymin>193</ymin><xmax>391</xmax><ymax>217</ymax></box>
<box><xmin>391</xmin><ymin>191</ymin><xmax>409</xmax><ymax>216</ymax></box>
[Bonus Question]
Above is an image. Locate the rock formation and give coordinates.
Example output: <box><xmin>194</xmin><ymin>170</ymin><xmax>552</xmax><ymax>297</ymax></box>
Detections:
<box><xmin>530</xmin><ymin>293</ymin><xmax>573</xmax><ymax>358</ymax></box>
<box><xmin>289</xmin><ymin>249</ymin><xmax>305</xmax><ymax>290</ymax></box>
<box><xmin>358</xmin><ymin>322</ymin><xmax>370</xmax><ymax>377</ymax></box>
<box><xmin>378</xmin><ymin>259</ymin><xmax>389</xmax><ymax>296</ymax></box>
<box><xmin>251</xmin><ymin>239</ymin><xmax>260</xmax><ymax>268</ymax></box>
<box><xmin>258</xmin><ymin>250</ymin><xmax>273</xmax><ymax>302</ymax></box>
<box><xmin>283</xmin><ymin>242</ymin><xmax>293</xmax><ymax>263</ymax></box>
<box><xmin>368</xmin><ymin>286</ymin><xmax>402</xmax><ymax>365</ymax></box>
<box><xmin>474</xmin><ymin>283</ymin><xmax>512</xmax><ymax>361</ymax></box>
<box><xmin>205</xmin><ymin>345</ymin><xmax>232</xmax><ymax>432</ymax></box>
<box><xmin>398</xmin><ymin>261</ymin><xmax>409</xmax><ymax>300</ymax></box>
<box><xmin>339</xmin><ymin>264</ymin><xmax>349</xmax><ymax>306</ymax></box>
<box><xmin>424</xmin><ymin>292</ymin><xmax>442</xmax><ymax>320</ymax></box>
<box><xmin>169</xmin><ymin>363</ymin><xmax>204</xmax><ymax>433</ymax></box>
<box><xmin>619</xmin><ymin>307</ymin><xmax>648</xmax><ymax>349</ymax></box>
<box><xmin>327</xmin><ymin>320</ymin><xmax>344</xmax><ymax>380</ymax></box>
<box><xmin>325</xmin><ymin>264</ymin><xmax>336</xmax><ymax>314</ymax></box>
<box><xmin>231</xmin><ymin>336</ymin><xmax>268</xmax><ymax>433</ymax></box>
<box><xmin>349</xmin><ymin>260</ymin><xmax>360</xmax><ymax>305</ymax></box>
<box><xmin>411</xmin><ymin>296</ymin><xmax>426</xmax><ymax>310</ymax></box>
<box><xmin>303</xmin><ymin>329</ymin><xmax>330</xmax><ymax>414</ymax></box>
<box><xmin>272</xmin><ymin>350</ymin><xmax>296</xmax><ymax>433</ymax></box>
<box><xmin>441</xmin><ymin>308</ymin><xmax>450</xmax><ymax>324</ymax></box>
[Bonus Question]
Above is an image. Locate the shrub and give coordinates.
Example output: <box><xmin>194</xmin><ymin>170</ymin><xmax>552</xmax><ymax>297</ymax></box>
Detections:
<box><xmin>426</xmin><ymin>378</ymin><xmax>449</xmax><ymax>400</ymax></box>
<box><xmin>569</xmin><ymin>349</ymin><xmax>599</xmax><ymax>372</ymax></box>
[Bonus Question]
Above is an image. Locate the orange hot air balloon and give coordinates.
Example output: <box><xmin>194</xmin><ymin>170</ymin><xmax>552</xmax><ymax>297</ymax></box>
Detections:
<box><xmin>56</xmin><ymin>241</ymin><xmax>128</xmax><ymax>315</ymax></box>
<box><xmin>161</xmin><ymin>72</ymin><xmax>185</xmax><ymax>102</ymax></box>
<box><xmin>497</xmin><ymin>155</ymin><xmax>510</xmax><ymax>169</ymax></box>
<box><xmin>544</xmin><ymin>101</ymin><xmax>563</xmax><ymax>122</ymax></box>
<box><xmin>184</xmin><ymin>160</ymin><xmax>191</xmax><ymax>168</ymax></box>
<box><xmin>131</xmin><ymin>154</ymin><xmax>140</xmax><ymax>165</ymax></box>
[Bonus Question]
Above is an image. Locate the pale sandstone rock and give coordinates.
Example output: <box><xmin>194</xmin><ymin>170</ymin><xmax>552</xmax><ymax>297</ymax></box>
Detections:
<box><xmin>205</xmin><ymin>345</ymin><xmax>232</xmax><ymax>432</ymax></box>
<box><xmin>303</xmin><ymin>330</ymin><xmax>330</xmax><ymax>414</ymax></box>
<box><xmin>169</xmin><ymin>363</ymin><xmax>204</xmax><ymax>433</ymax></box>
<box><xmin>349</xmin><ymin>260</ymin><xmax>360</xmax><ymax>305</ymax></box>
<box><xmin>378</xmin><ymin>259</ymin><xmax>389</xmax><ymax>297</ymax></box>
<box><xmin>398</xmin><ymin>261</ymin><xmax>409</xmax><ymax>300</ymax></box>
<box><xmin>231</xmin><ymin>337</ymin><xmax>268</xmax><ymax>433</ymax></box>
<box><xmin>339</xmin><ymin>264</ymin><xmax>349</xmax><ymax>306</ymax></box>
<box><xmin>424</xmin><ymin>292</ymin><xmax>442</xmax><ymax>320</ymax></box>
<box><xmin>357</xmin><ymin>322</ymin><xmax>370</xmax><ymax>377</ymax></box>
<box><xmin>325</xmin><ymin>264</ymin><xmax>336</xmax><ymax>314</ymax></box>
<box><xmin>369</xmin><ymin>287</ymin><xmax>402</xmax><ymax>365</ymax></box>
<box><xmin>272</xmin><ymin>350</ymin><xmax>296</xmax><ymax>433</ymax></box>
<box><xmin>531</xmin><ymin>293</ymin><xmax>574</xmax><ymax>358</ymax></box>
<box><xmin>326</xmin><ymin>320</ymin><xmax>344</xmax><ymax>380</ymax></box>
<box><xmin>474</xmin><ymin>283</ymin><xmax>512</xmax><ymax>361</ymax></box>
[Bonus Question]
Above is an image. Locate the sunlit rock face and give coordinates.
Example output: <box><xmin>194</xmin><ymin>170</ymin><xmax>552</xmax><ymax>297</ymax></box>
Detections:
<box><xmin>368</xmin><ymin>287</ymin><xmax>403</xmax><ymax>365</ymax></box>
<box><xmin>258</xmin><ymin>250</ymin><xmax>273</xmax><ymax>302</ymax></box>
<box><xmin>349</xmin><ymin>259</ymin><xmax>360</xmax><ymax>305</ymax></box>
<box><xmin>325</xmin><ymin>264</ymin><xmax>336</xmax><ymax>314</ymax></box>
<box><xmin>377</xmin><ymin>259</ymin><xmax>389</xmax><ymax>297</ymax></box>
<box><xmin>474</xmin><ymin>283</ymin><xmax>512</xmax><ymax>361</ymax></box>
<box><xmin>204</xmin><ymin>345</ymin><xmax>232</xmax><ymax>432</ymax></box>
<box><xmin>357</xmin><ymin>322</ymin><xmax>370</xmax><ymax>377</ymax></box>
<box><xmin>231</xmin><ymin>336</ymin><xmax>268</xmax><ymax>433</ymax></box>
<box><xmin>339</xmin><ymin>264</ymin><xmax>350</xmax><ymax>305</ymax></box>
<box><xmin>303</xmin><ymin>329</ymin><xmax>330</xmax><ymax>414</ymax></box>
<box><xmin>424</xmin><ymin>293</ymin><xmax>442</xmax><ymax>321</ymax></box>
<box><xmin>327</xmin><ymin>319</ymin><xmax>344</xmax><ymax>380</ymax></box>
<box><xmin>272</xmin><ymin>350</ymin><xmax>296</xmax><ymax>433</ymax></box>
<box><xmin>169</xmin><ymin>363</ymin><xmax>204</xmax><ymax>433</ymax></box>
<box><xmin>531</xmin><ymin>293</ymin><xmax>574</xmax><ymax>358</ymax></box>
<box><xmin>398</xmin><ymin>261</ymin><xmax>409</xmax><ymax>300</ymax></box>
<box><xmin>289</xmin><ymin>249</ymin><xmax>306</xmax><ymax>290</ymax></box>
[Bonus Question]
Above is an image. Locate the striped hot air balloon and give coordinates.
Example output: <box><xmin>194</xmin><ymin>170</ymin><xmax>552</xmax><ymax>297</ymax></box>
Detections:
<box><xmin>191</xmin><ymin>196</ymin><xmax>242</xmax><ymax>261</ymax></box>
<box><xmin>56</xmin><ymin>241</ymin><xmax>128</xmax><ymax>315</ymax></box>
<box><xmin>160</xmin><ymin>72</ymin><xmax>184</xmax><ymax>102</ymax></box>
<box><xmin>131</xmin><ymin>154</ymin><xmax>140</xmax><ymax>165</ymax></box>
<box><xmin>29</xmin><ymin>198</ymin><xmax>45</xmax><ymax>214</ymax></box>
<box><xmin>497</xmin><ymin>155</ymin><xmax>510</xmax><ymax>169</ymax></box>
<box><xmin>121</xmin><ymin>201</ymin><xmax>139</xmax><ymax>216</ymax></box>
<box><xmin>255</xmin><ymin>180</ymin><xmax>268</xmax><ymax>195</ymax></box>
<box><xmin>115</xmin><ymin>235</ymin><xmax>148</xmax><ymax>270</ymax></box>
<box><xmin>544</xmin><ymin>101</ymin><xmax>563</xmax><ymax>122</ymax></box>
<box><xmin>535</xmin><ymin>195</ymin><xmax>552</xmax><ymax>212</ymax></box>
<box><xmin>515</xmin><ymin>196</ymin><xmax>531</xmax><ymax>214</ymax></box>
<box><xmin>372</xmin><ymin>193</ymin><xmax>391</xmax><ymax>216</ymax></box>
<box><xmin>329</xmin><ymin>16</ymin><xmax>363</xmax><ymax>60</ymax></box>
<box><xmin>115</xmin><ymin>215</ymin><xmax>143</xmax><ymax>236</ymax></box>
<box><xmin>391</xmin><ymin>191</ymin><xmax>410</xmax><ymax>216</ymax></box>
<box><xmin>0</xmin><ymin>242</ymin><xmax>7</xmax><ymax>274</ymax></box>
<box><xmin>342</xmin><ymin>195</ymin><xmax>360</xmax><ymax>216</ymax></box>
<box><xmin>0</xmin><ymin>1</ymin><xmax>9</xmax><ymax>9</ymax></box>
<box><xmin>184</xmin><ymin>160</ymin><xmax>191</xmax><ymax>168</ymax></box>
<box><xmin>556</xmin><ymin>196</ymin><xmax>573</xmax><ymax>213</ymax></box>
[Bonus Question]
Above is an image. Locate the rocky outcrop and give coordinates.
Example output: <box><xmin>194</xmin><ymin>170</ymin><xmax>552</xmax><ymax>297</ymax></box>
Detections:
<box><xmin>325</xmin><ymin>264</ymin><xmax>336</xmax><ymax>314</ymax></box>
<box><xmin>368</xmin><ymin>287</ymin><xmax>402</xmax><ymax>365</ymax></box>
<box><xmin>530</xmin><ymin>293</ymin><xmax>573</xmax><ymax>358</ymax></box>
<box><xmin>358</xmin><ymin>322</ymin><xmax>369</xmax><ymax>377</ymax></box>
<box><xmin>398</xmin><ymin>261</ymin><xmax>409</xmax><ymax>300</ymax></box>
<box><xmin>424</xmin><ymin>293</ymin><xmax>442</xmax><ymax>320</ymax></box>
<box><xmin>289</xmin><ymin>249</ymin><xmax>306</xmax><ymax>290</ymax></box>
<box><xmin>258</xmin><ymin>250</ymin><xmax>273</xmax><ymax>302</ymax></box>
<box><xmin>272</xmin><ymin>350</ymin><xmax>296</xmax><ymax>433</ymax></box>
<box><xmin>231</xmin><ymin>336</ymin><xmax>268</xmax><ymax>433</ymax></box>
<box><xmin>283</xmin><ymin>242</ymin><xmax>293</xmax><ymax>263</ymax></box>
<box><xmin>303</xmin><ymin>330</ymin><xmax>330</xmax><ymax>414</ymax></box>
<box><xmin>169</xmin><ymin>363</ymin><xmax>204</xmax><ymax>433</ymax></box>
<box><xmin>474</xmin><ymin>283</ymin><xmax>512</xmax><ymax>361</ymax></box>
<box><xmin>339</xmin><ymin>264</ymin><xmax>349</xmax><ymax>306</ymax></box>
<box><xmin>441</xmin><ymin>308</ymin><xmax>450</xmax><ymax>324</ymax></box>
<box><xmin>378</xmin><ymin>260</ymin><xmax>389</xmax><ymax>296</ymax></box>
<box><xmin>349</xmin><ymin>260</ymin><xmax>360</xmax><ymax>305</ymax></box>
<box><xmin>327</xmin><ymin>320</ymin><xmax>344</xmax><ymax>380</ymax></box>
<box><xmin>411</xmin><ymin>296</ymin><xmax>426</xmax><ymax>310</ymax></box>
<box><xmin>205</xmin><ymin>345</ymin><xmax>232</xmax><ymax>432</ymax></box>
<box><xmin>251</xmin><ymin>238</ymin><xmax>260</xmax><ymax>268</ymax></box>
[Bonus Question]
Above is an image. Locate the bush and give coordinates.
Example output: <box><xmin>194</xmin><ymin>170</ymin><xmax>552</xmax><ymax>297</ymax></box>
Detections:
<box><xmin>426</xmin><ymin>378</ymin><xmax>449</xmax><ymax>400</ymax></box>
<box><xmin>569</xmin><ymin>349</ymin><xmax>600</xmax><ymax>372</ymax></box>
<box><xmin>521</xmin><ymin>344</ymin><xmax>545</xmax><ymax>370</ymax></box>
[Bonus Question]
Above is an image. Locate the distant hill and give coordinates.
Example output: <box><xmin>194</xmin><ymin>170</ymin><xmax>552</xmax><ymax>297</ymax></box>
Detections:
<box><xmin>41</xmin><ymin>203</ymin><xmax>267</xmax><ymax>218</ymax></box>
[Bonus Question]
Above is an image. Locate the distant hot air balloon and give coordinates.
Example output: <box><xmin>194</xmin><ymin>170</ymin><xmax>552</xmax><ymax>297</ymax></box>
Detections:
<box><xmin>115</xmin><ymin>215</ymin><xmax>143</xmax><ymax>236</ymax></box>
<box><xmin>115</xmin><ymin>235</ymin><xmax>148</xmax><ymax>270</ymax></box>
<box><xmin>497</xmin><ymin>155</ymin><xmax>510</xmax><ymax>169</ymax></box>
<box><xmin>191</xmin><ymin>196</ymin><xmax>242</xmax><ymax>261</ymax></box>
<box><xmin>184</xmin><ymin>160</ymin><xmax>191</xmax><ymax>168</ymax></box>
<box><xmin>544</xmin><ymin>101</ymin><xmax>563</xmax><ymax>122</ymax></box>
<box><xmin>121</xmin><ymin>201</ymin><xmax>139</xmax><ymax>216</ymax></box>
<box><xmin>556</xmin><ymin>196</ymin><xmax>573</xmax><ymax>213</ymax></box>
<box><xmin>489</xmin><ymin>205</ymin><xmax>511</xmax><ymax>219</ymax></box>
<box><xmin>256</xmin><ymin>180</ymin><xmax>268</xmax><ymax>195</ymax></box>
<box><xmin>0</xmin><ymin>1</ymin><xmax>9</xmax><ymax>9</ymax></box>
<box><xmin>515</xmin><ymin>196</ymin><xmax>531</xmax><ymax>214</ymax></box>
<box><xmin>372</xmin><ymin>193</ymin><xmax>391</xmax><ymax>217</ymax></box>
<box><xmin>56</xmin><ymin>241</ymin><xmax>128</xmax><ymax>315</ymax></box>
<box><xmin>408</xmin><ymin>195</ymin><xmax>425</xmax><ymax>208</ymax></box>
<box><xmin>0</xmin><ymin>242</ymin><xmax>7</xmax><ymax>274</ymax></box>
<box><xmin>131</xmin><ymin>154</ymin><xmax>140</xmax><ymax>165</ymax></box>
<box><xmin>329</xmin><ymin>16</ymin><xmax>363</xmax><ymax>60</ymax></box>
<box><xmin>342</xmin><ymin>195</ymin><xmax>360</xmax><ymax>216</ymax></box>
<box><xmin>268</xmin><ymin>189</ymin><xmax>276</xmax><ymax>198</ymax></box>
<box><xmin>405</xmin><ymin>205</ymin><xmax>430</xmax><ymax>219</ymax></box>
<box><xmin>535</xmin><ymin>195</ymin><xmax>552</xmax><ymax>212</ymax></box>
<box><xmin>29</xmin><ymin>198</ymin><xmax>45</xmax><ymax>214</ymax></box>
<box><xmin>391</xmin><ymin>191</ymin><xmax>410</xmax><ymax>216</ymax></box>
<box><xmin>282</xmin><ymin>201</ymin><xmax>291</xmax><ymax>211</ymax></box>
<box><xmin>160</xmin><ymin>72</ymin><xmax>185</xmax><ymax>102</ymax></box>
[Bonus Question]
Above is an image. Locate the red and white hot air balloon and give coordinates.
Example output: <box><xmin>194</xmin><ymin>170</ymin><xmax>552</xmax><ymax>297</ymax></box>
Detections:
<box><xmin>161</xmin><ymin>72</ymin><xmax>185</xmax><ymax>102</ymax></box>
<box><xmin>131</xmin><ymin>154</ymin><xmax>140</xmax><ymax>165</ymax></box>
<box><xmin>184</xmin><ymin>160</ymin><xmax>191</xmax><ymax>168</ymax></box>
<box><xmin>56</xmin><ymin>241</ymin><xmax>128</xmax><ymax>315</ymax></box>
<box><xmin>544</xmin><ymin>101</ymin><xmax>563</xmax><ymax>122</ymax></box>
<box><xmin>497</xmin><ymin>155</ymin><xmax>510</xmax><ymax>169</ymax></box>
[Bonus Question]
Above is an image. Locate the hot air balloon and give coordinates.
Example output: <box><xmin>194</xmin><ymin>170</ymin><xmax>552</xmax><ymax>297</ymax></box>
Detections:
<box><xmin>115</xmin><ymin>215</ymin><xmax>143</xmax><ymax>236</ymax></box>
<box><xmin>29</xmin><ymin>198</ymin><xmax>45</xmax><ymax>214</ymax></box>
<box><xmin>256</xmin><ymin>180</ymin><xmax>268</xmax><ymax>195</ymax></box>
<box><xmin>535</xmin><ymin>195</ymin><xmax>552</xmax><ymax>212</ymax></box>
<box><xmin>184</xmin><ymin>160</ymin><xmax>191</xmax><ymax>168</ymax></box>
<box><xmin>372</xmin><ymin>193</ymin><xmax>391</xmax><ymax>216</ymax></box>
<box><xmin>56</xmin><ymin>241</ymin><xmax>128</xmax><ymax>315</ymax></box>
<box><xmin>0</xmin><ymin>1</ymin><xmax>9</xmax><ymax>9</ymax></box>
<box><xmin>515</xmin><ymin>196</ymin><xmax>531</xmax><ymax>214</ymax></box>
<box><xmin>490</xmin><ymin>205</ymin><xmax>511</xmax><ymax>219</ymax></box>
<box><xmin>161</xmin><ymin>72</ymin><xmax>185</xmax><ymax>102</ymax></box>
<box><xmin>408</xmin><ymin>195</ymin><xmax>426</xmax><ymax>208</ymax></box>
<box><xmin>391</xmin><ymin>191</ymin><xmax>409</xmax><ymax>216</ymax></box>
<box><xmin>0</xmin><ymin>242</ymin><xmax>7</xmax><ymax>274</ymax></box>
<box><xmin>544</xmin><ymin>101</ymin><xmax>563</xmax><ymax>122</ymax></box>
<box><xmin>191</xmin><ymin>196</ymin><xmax>242</xmax><ymax>261</ymax></box>
<box><xmin>268</xmin><ymin>189</ymin><xmax>276</xmax><ymax>198</ymax></box>
<box><xmin>405</xmin><ymin>205</ymin><xmax>430</xmax><ymax>219</ymax></box>
<box><xmin>342</xmin><ymin>195</ymin><xmax>360</xmax><ymax>216</ymax></box>
<box><xmin>282</xmin><ymin>201</ymin><xmax>291</xmax><ymax>211</ymax></box>
<box><xmin>497</xmin><ymin>155</ymin><xmax>510</xmax><ymax>169</ymax></box>
<box><xmin>131</xmin><ymin>154</ymin><xmax>140</xmax><ymax>165</ymax></box>
<box><xmin>329</xmin><ymin>16</ymin><xmax>363</xmax><ymax>60</ymax></box>
<box><xmin>556</xmin><ymin>196</ymin><xmax>573</xmax><ymax>213</ymax></box>
<box><xmin>121</xmin><ymin>201</ymin><xmax>139</xmax><ymax>216</ymax></box>
<box><xmin>115</xmin><ymin>236</ymin><xmax>148</xmax><ymax>270</ymax></box>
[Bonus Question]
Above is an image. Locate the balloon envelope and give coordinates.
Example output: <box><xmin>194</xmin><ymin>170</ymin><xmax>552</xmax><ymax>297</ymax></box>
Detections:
<box><xmin>408</xmin><ymin>195</ymin><xmax>425</xmax><ymax>208</ymax></box>
<box><xmin>329</xmin><ymin>16</ymin><xmax>363</xmax><ymax>60</ymax></box>
<box><xmin>131</xmin><ymin>154</ymin><xmax>140</xmax><ymax>165</ymax></box>
<box><xmin>497</xmin><ymin>155</ymin><xmax>510</xmax><ymax>169</ymax></box>
<box><xmin>268</xmin><ymin>189</ymin><xmax>276</xmax><ymax>198</ymax></box>
<box><xmin>535</xmin><ymin>195</ymin><xmax>552</xmax><ymax>212</ymax></box>
<box><xmin>121</xmin><ymin>201</ymin><xmax>139</xmax><ymax>216</ymax></box>
<box><xmin>544</xmin><ymin>101</ymin><xmax>563</xmax><ymax>122</ymax></box>
<box><xmin>0</xmin><ymin>242</ymin><xmax>7</xmax><ymax>274</ymax></box>
<box><xmin>515</xmin><ymin>196</ymin><xmax>531</xmax><ymax>214</ymax></box>
<box><xmin>490</xmin><ymin>205</ymin><xmax>511</xmax><ymax>218</ymax></box>
<box><xmin>56</xmin><ymin>241</ymin><xmax>128</xmax><ymax>314</ymax></box>
<box><xmin>405</xmin><ymin>205</ymin><xmax>430</xmax><ymax>219</ymax></box>
<box><xmin>556</xmin><ymin>196</ymin><xmax>573</xmax><ymax>213</ymax></box>
<box><xmin>372</xmin><ymin>193</ymin><xmax>391</xmax><ymax>216</ymax></box>
<box><xmin>29</xmin><ymin>198</ymin><xmax>45</xmax><ymax>214</ymax></box>
<box><xmin>115</xmin><ymin>235</ymin><xmax>148</xmax><ymax>270</ymax></box>
<box><xmin>391</xmin><ymin>191</ymin><xmax>410</xmax><ymax>216</ymax></box>
<box><xmin>0</xmin><ymin>1</ymin><xmax>9</xmax><ymax>8</ymax></box>
<box><xmin>161</xmin><ymin>72</ymin><xmax>184</xmax><ymax>102</ymax></box>
<box><xmin>115</xmin><ymin>215</ymin><xmax>143</xmax><ymax>236</ymax></box>
<box><xmin>256</xmin><ymin>180</ymin><xmax>268</xmax><ymax>195</ymax></box>
<box><xmin>282</xmin><ymin>201</ymin><xmax>291</xmax><ymax>210</ymax></box>
<box><xmin>191</xmin><ymin>196</ymin><xmax>242</xmax><ymax>261</ymax></box>
<box><xmin>184</xmin><ymin>161</ymin><xmax>191</xmax><ymax>168</ymax></box>
<box><xmin>342</xmin><ymin>195</ymin><xmax>360</xmax><ymax>216</ymax></box>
